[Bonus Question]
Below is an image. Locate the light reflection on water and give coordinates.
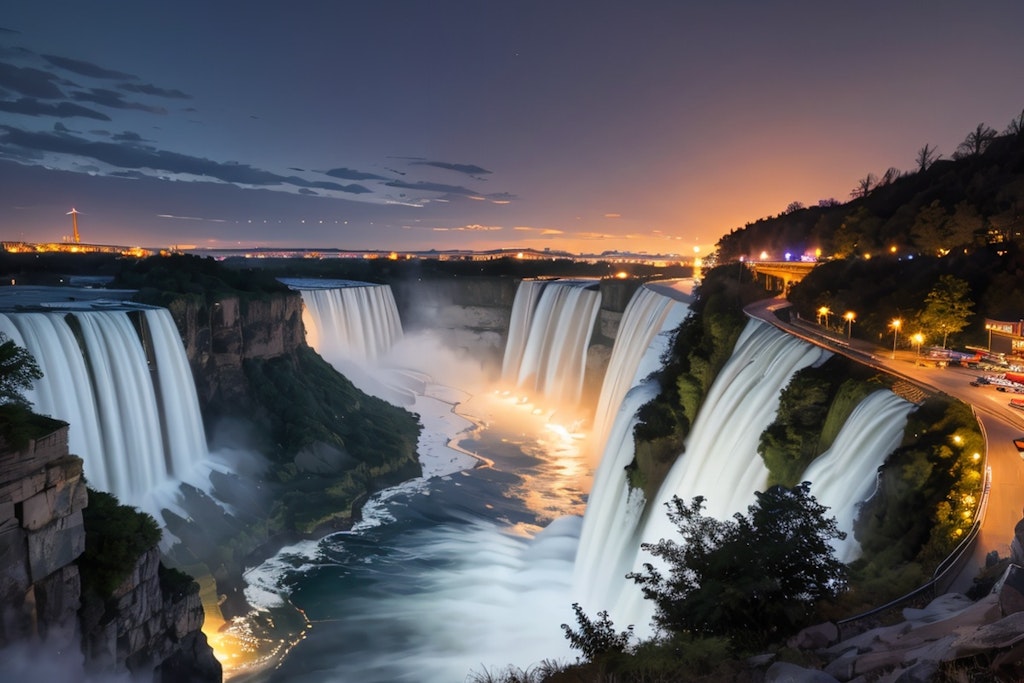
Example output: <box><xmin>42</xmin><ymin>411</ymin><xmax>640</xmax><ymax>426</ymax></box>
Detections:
<box><xmin>215</xmin><ymin>386</ymin><xmax>597</xmax><ymax>682</ymax></box>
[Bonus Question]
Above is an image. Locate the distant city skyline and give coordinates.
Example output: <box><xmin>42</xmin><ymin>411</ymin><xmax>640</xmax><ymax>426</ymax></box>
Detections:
<box><xmin>1</xmin><ymin>2</ymin><xmax>1023</xmax><ymax>255</ymax></box>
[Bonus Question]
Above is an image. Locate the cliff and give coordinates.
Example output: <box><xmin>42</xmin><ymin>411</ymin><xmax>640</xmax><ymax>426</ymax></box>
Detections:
<box><xmin>164</xmin><ymin>293</ymin><xmax>306</xmax><ymax>416</ymax></box>
<box><xmin>0</xmin><ymin>426</ymin><xmax>220</xmax><ymax>681</ymax></box>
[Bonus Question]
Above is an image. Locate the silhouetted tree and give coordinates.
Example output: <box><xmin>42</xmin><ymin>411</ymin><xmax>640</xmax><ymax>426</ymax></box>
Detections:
<box><xmin>954</xmin><ymin>123</ymin><xmax>998</xmax><ymax>159</ymax></box>
<box><xmin>785</xmin><ymin>201</ymin><xmax>806</xmax><ymax>214</ymax></box>
<box><xmin>1004</xmin><ymin>108</ymin><xmax>1024</xmax><ymax>137</ymax></box>
<box><xmin>915</xmin><ymin>144</ymin><xmax>941</xmax><ymax>172</ymax></box>
<box><xmin>850</xmin><ymin>172</ymin><xmax>877</xmax><ymax>199</ymax></box>
<box><xmin>878</xmin><ymin>167</ymin><xmax>902</xmax><ymax>186</ymax></box>
<box><xmin>0</xmin><ymin>333</ymin><xmax>42</xmax><ymax>408</ymax></box>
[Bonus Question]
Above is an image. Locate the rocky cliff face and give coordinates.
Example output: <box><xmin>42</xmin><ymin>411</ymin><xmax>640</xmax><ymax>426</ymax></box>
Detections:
<box><xmin>0</xmin><ymin>428</ymin><xmax>220</xmax><ymax>681</ymax></box>
<box><xmin>166</xmin><ymin>293</ymin><xmax>305</xmax><ymax>414</ymax></box>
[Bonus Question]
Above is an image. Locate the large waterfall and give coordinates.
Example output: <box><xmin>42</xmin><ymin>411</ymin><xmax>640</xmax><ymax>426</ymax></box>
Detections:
<box><xmin>572</xmin><ymin>282</ymin><xmax>692</xmax><ymax>605</ymax></box>
<box><xmin>282</xmin><ymin>279</ymin><xmax>403</xmax><ymax>363</ymax></box>
<box><xmin>578</xmin><ymin>319</ymin><xmax>833</xmax><ymax>631</ymax></box>
<box><xmin>0</xmin><ymin>304</ymin><xmax>208</xmax><ymax>510</ymax></box>
<box><xmin>501</xmin><ymin>279</ymin><xmax>601</xmax><ymax>407</ymax></box>
<box><xmin>803</xmin><ymin>389</ymin><xmax>914</xmax><ymax>563</ymax></box>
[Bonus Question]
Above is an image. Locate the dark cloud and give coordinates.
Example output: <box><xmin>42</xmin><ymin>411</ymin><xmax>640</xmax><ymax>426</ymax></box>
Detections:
<box><xmin>71</xmin><ymin>88</ymin><xmax>167</xmax><ymax>114</ymax></box>
<box><xmin>411</xmin><ymin>160</ymin><xmax>492</xmax><ymax>176</ymax></box>
<box><xmin>288</xmin><ymin>167</ymin><xmax>306</xmax><ymax>172</ymax></box>
<box><xmin>112</xmin><ymin>130</ymin><xmax>146</xmax><ymax>142</ymax></box>
<box><xmin>41</xmin><ymin>54</ymin><xmax>135</xmax><ymax>80</ymax></box>
<box><xmin>0</xmin><ymin>97</ymin><xmax>110</xmax><ymax>120</ymax></box>
<box><xmin>0</xmin><ymin>125</ymin><xmax>374</xmax><ymax>195</ymax></box>
<box><xmin>118</xmin><ymin>82</ymin><xmax>190</xmax><ymax>99</ymax></box>
<box><xmin>0</xmin><ymin>62</ymin><xmax>64</xmax><ymax>98</ymax></box>
<box><xmin>109</xmin><ymin>170</ymin><xmax>148</xmax><ymax>179</ymax></box>
<box><xmin>324</xmin><ymin>167</ymin><xmax>388</xmax><ymax>181</ymax></box>
<box><xmin>385</xmin><ymin>179</ymin><xmax>480</xmax><ymax>197</ymax></box>
<box><xmin>297</xmin><ymin>188</ymin><xmax>317</xmax><ymax>195</ymax></box>
<box><xmin>0</xmin><ymin>27</ymin><xmax>20</xmax><ymax>35</ymax></box>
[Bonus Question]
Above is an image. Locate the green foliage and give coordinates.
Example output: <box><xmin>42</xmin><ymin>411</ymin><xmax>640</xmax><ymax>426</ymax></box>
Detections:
<box><xmin>913</xmin><ymin>274</ymin><xmax>975</xmax><ymax>347</ymax></box>
<box><xmin>79</xmin><ymin>488</ymin><xmax>162</xmax><ymax>599</ymax></box>
<box><xmin>853</xmin><ymin>396</ymin><xmax>984</xmax><ymax>576</ymax></box>
<box><xmin>0</xmin><ymin>333</ymin><xmax>43</xmax><ymax>408</ymax></box>
<box><xmin>561</xmin><ymin>603</ymin><xmax>635</xmax><ymax>661</ymax></box>
<box><xmin>628</xmin><ymin>483</ymin><xmax>847</xmax><ymax>649</ymax></box>
<box><xmin>0</xmin><ymin>403</ymin><xmax>65</xmax><ymax>451</ymax></box>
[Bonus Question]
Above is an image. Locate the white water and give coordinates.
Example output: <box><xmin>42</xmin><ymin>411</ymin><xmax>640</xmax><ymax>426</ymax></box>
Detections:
<box><xmin>284</xmin><ymin>279</ymin><xmax>403</xmax><ymax>363</ymax></box>
<box><xmin>0</xmin><ymin>307</ymin><xmax>209</xmax><ymax>510</ymax></box>
<box><xmin>572</xmin><ymin>282</ymin><xmax>692</xmax><ymax>608</ymax></box>
<box><xmin>803</xmin><ymin>389</ymin><xmax>914</xmax><ymax>563</ymax></box>
<box><xmin>501</xmin><ymin>279</ymin><xmax>601</xmax><ymax>407</ymax></box>
<box><xmin>594</xmin><ymin>319</ymin><xmax>832</xmax><ymax>632</ymax></box>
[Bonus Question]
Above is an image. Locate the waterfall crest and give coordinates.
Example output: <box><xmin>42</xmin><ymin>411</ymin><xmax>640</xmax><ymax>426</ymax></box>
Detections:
<box><xmin>284</xmin><ymin>279</ymin><xmax>403</xmax><ymax>363</ymax></box>
<box><xmin>501</xmin><ymin>279</ymin><xmax>601</xmax><ymax>406</ymax></box>
<box><xmin>802</xmin><ymin>389</ymin><xmax>914</xmax><ymax>563</ymax></box>
<box><xmin>0</xmin><ymin>307</ymin><xmax>209</xmax><ymax>509</ymax></box>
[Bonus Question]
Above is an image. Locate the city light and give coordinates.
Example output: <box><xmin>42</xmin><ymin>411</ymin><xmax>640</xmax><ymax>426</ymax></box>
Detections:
<box><xmin>912</xmin><ymin>332</ymin><xmax>924</xmax><ymax>356</ymax></box>
<box><xmin>844</xmin><ymin>311</ymin><xmax>855</xmax><ymax>338</ymax></box>
<box><xmin>890</xmin><ymin>318</ymin><xmax>902</xmax><ymax>359</ymax></box>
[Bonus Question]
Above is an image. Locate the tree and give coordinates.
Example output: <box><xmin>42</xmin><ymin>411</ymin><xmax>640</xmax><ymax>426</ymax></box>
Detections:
<box><xmin>1004</xmin><ymin>108</ymin><xmax>1024</xmax><ymax>137</ymax></box>
<box><xmin>0</xmin><ymin>333</ymin><xmax>42</xmax><ymax>408</ymax></box>
<box><xmin>877</xmin><ymin>167</ymin><xmax>902</xmax><ymax>187</ymax></box>
<box><xmin>910</xmin><ymin>200</ymin><xmax>951</xmax><ymax>256</ymax></box>
<box><xmin>628</xmin><ymin>483</ymin><xmax>847</xmax><ymax>647</ymax></box>
<box><xmin>915</xmin><ymin>144</ymin><xmax>941</xmax><ymax>172</ymax></box>
<box><xmin>785</xmin><ymin>201</ymin><xmax>806</xmax><ymax>214</ymax></box>
<box><xmin>953</xmin><ymin>123</ymin><xmax>998</xmax><ymax>159</ymax></box>
<box><xmin>915</xmin><ymin>275</ymin><xmax>975</xmax><ymax>348</ymax></box>
<box><xmin>850</xmin><ymin>172</ymin><xmax>877</xmax><ymax>199</ymax></box>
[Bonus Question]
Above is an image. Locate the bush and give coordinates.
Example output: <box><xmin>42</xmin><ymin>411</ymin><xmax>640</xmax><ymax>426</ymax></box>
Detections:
<box><xmin>79</xmin><ymin>489</ymin><xmax>161</xmax><ymax>599</ymax></box>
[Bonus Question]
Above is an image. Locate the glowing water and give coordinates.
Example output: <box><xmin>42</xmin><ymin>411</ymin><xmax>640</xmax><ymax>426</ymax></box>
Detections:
<box><xmin>501</xmin><ymin>279</ymin><xmax>601</xmax><ymax>406</ymax></box>
<box><xmin>573</xmin><ymin>283</ymin><xmax>691</xmax><ymax>607</ymax></box>
<box><xmin>283</xmin><ymin>279</ymin><xmax>403</xmax><ymax>362</ymax></box>
<box><xmin>0</xmin><ymin>307</ymin><xmax>209</xmax><ymax>509</ymax></box>
<box><xmin>803</xmin><ymin>389</ymin><xmax>913</xmax><ymax>562</ymax></box>
<box><xmin>599</xmin><ymin>319</ymin><xmax>831</xmax><ymax>631</ymax></box>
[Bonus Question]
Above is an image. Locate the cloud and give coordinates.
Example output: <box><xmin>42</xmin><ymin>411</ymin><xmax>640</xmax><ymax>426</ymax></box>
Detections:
<box><xmin>157</xmin><ymin>213</ymin><xmax>227</xmax><ymax>223</ymax></box>
<box><xmin>385</xmin><ymin>179</ymin><xmax>480</xmax><ymax>197</ymax></box>
<box><xmin>411</xmin><ymin>160</ymin><xmax>492</xmax><ymax>176</ymax></box>
<box><xmin>72</xmin><ymin>88</ymin><xmax>167</xmax><ymax>114</ymax></box>
<box><xmin>441</xmin><ymin>224</ymin><xmax>503</xmax><ymax>232</ymax></box>
<box><xmin>0</xmin><ymin>97</ymin><xmax>110</xmax><ymax>120</ymax></box>
<box><xmin>41</xmin><ymin>54</ymin><xmax>135</xmax><ymax>80</ymax></box>
<box><xmin>513</xmin><ymin>226</ymin><xmax>564</xmax><ymax>236</ymax></box>
<box><xmin>0</xmin><ymin>61</ymin><xmax>64</xmax><ymax>98</ymax></box>
<box><xmin>112</xmin><ymin>130</ymin><xmax>146</xmax><ymax>142</ymax></box>
<box><xmin>324</xmin><ymin>167</ymin><xmax>388</xmax><ymax>181</ymax></box>
<box><xmin>604</xmin><ymin>213</ymin><xmax>622</xmax><ymax>219</ymax></box>
<box><xmin>118</xmin><ymin>82</ymin><xmax>190</xmax><ymax>99</ymax></box>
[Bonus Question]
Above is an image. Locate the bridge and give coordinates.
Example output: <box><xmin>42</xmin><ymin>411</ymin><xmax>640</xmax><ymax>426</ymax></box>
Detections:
<box><xmin>745</xmin><ymin>260</ymin><xmax>819</xmax><ymax>293</ymax></box>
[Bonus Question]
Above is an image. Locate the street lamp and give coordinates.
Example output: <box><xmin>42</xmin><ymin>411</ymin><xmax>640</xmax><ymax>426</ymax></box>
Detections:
<box><xmin>890</xmin><ymin>318</ymin><xmax>902</xmax><ymax>359</ymax></box>
<box><xmin>844</xmin><ymin>311</ymin><xmax>855</xmax><ymax>338</ymax></box>
<box><xmin>817</xmin><ymin>306</ymin><xmax>831</xmax><ymax>329</ymax></box>
<box><xmin>912</xmin><ymin>332</ymin><xmax>924</xmax><ymax>356</ymax></box>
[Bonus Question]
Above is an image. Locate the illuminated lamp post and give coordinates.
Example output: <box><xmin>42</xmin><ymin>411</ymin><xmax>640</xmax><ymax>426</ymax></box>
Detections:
<box><xmin>912</xmin><ymin>332</ymin><xmax>924</xmax><ymax>356</ymax></box>
<box><xmin>890</xmin><ymin>318</ymin><xmax>902</xmax><ymax>359</ymax></box>
<box><xmin>986</xmin><ymin>323</ymin><xmax>992</xmax><ymax>350</ymax></box>
<box><xmin>817</xmin><ymin>306</ymin><xmax>831</xmax><ymax>329</ymax></box>
<box><xmin>844</xmin><ymin>311</ymin><xmax>855</xmax><ymax>339</ymax></box>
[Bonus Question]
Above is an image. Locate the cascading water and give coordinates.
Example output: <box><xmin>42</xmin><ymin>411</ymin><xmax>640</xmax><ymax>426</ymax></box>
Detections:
<box><xmin>281</xmin><ymin>279</ymin><xmax>403</xmax><ymax>362</ymax></box>
<box><xmin>586</xmin><ymin>319</ymin><xmax>832</xmax><ymax>631</ymax></box>
<box><xmin>572</xmin><ymin>282</ymin><xmax>692</xmax><ymax>606</ymax></box>
<box><xmin>501</xmin><ymin>279</ymin><xmax>601</xmax><ymax>407</ymax></box>
<box><xmin>802</xmin><ymin>389</ymin><xmax>914</xmax><ymax>563</ymax></box>
<box><xmin>0</xmin><ymin>304</ymin><xmax>208</xmax><ymax>510</ymax></box>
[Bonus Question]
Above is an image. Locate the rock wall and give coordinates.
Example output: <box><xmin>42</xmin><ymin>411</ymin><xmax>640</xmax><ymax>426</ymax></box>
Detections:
<box><xmin>0</xmin><ymin>427</ymin><xmax>85</xmax><ymax>652</ymax></box>
<box><xmin>166</xmin><ymin>293</ymin><xmax>305</xmax><ymax>413</ymax></box>
<box><xmin>0</xmin><ymin>428</ymin><xmax>220</xmax><ymax>681</ymax></box>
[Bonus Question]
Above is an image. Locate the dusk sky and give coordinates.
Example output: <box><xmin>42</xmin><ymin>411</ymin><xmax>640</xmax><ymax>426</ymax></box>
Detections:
<box><xmin>1</xmin><ymin>2</ymin><xmax>1023</xmax><ymax>255</ymax></box>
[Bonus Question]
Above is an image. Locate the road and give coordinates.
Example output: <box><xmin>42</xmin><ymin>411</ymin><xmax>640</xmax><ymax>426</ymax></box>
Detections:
<box><xmin>745</xmin><ymin>298</ymin><xmax>1024</xmax><ymax>591</ymax></box>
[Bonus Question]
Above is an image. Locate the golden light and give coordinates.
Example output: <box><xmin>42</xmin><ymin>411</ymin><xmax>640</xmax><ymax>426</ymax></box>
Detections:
<box><xmin>814</xmin><ymin>247</ymin><xmax>822</xmax><ymax>258</ymax></box>
<box><xmin>615</xmin><ymin>271</ymin><xmax>629</xmax><ymax>279</ymax></box>
<box><xmin>972</xmin><ymin>452</ymin><xmax>981</xmax><ymax>462</ymax></box>
<box><xmin>388</xmin><ymin>251</ymin><xmax>399</xmax><ymax>260</ymax></box>
<box><xmin>891</xmin><ymin>318</ymin><xmax>902</xmax><ymax>330</ymax></box>
<box><xmin>890</xmin><ymin>245</ymin><xmax>897</xmax><ymax>254</ymax></box>
<box><xmin>516</xmin><ymin>252</ymin><xmax>524</xmax><ymax>259</ymax></box>
<box><xmin>759</xmin><ymin>251</ymin><xmax>769</xmax><ymax>260</ymax></box>
<box><xmin>952</xmin><ymin>434</ymin><xmax>963</xmax><ymax>445</ymax></box>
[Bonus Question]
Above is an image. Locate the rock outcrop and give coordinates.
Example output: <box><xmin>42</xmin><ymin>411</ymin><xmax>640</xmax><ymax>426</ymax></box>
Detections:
<box><xmin>0</xmin><ymin>427</ymin><xmax>220</xmax><ymax>681</ymax></box>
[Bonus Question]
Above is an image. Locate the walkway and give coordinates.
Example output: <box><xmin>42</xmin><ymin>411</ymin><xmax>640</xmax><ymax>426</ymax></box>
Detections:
<box><xmin>745</xmin><ymin>297</ymin><xmax>1024</xmax><ymax>591</ymax></box>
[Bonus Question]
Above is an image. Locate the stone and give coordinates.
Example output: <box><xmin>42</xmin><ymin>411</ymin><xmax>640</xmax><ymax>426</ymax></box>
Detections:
<box><xmin>789</xmin><ymin>621</ymin><xmax>839</xmax><ymax>650</ymax></box>
<box><xmin>766</xmin><ymin>661</ymin><xmax>841</xmax><ymax>682</ymax></box>
<box><xmin>998</xmin><ymin>564</ymin><xmax>1024</xmax><ymax>615</ymax></box>
<box><xmin>949</xmin><ymin>611</ymin><xmax>1024</xmax><ymax>656</ymax></box>
<box><xmin>26</xmin><ymin>509</ymin><xmax>85</xmax><ymax>582</ymax></box>
<box><xmin>824</xmin><ymin>648</ymin><xmax>859</xmax><ymax>681</ymax></box>
<box><xmin>903</xmin><ymin>593</ymin><xmax>973</xmax><ymax>624</ymax></box>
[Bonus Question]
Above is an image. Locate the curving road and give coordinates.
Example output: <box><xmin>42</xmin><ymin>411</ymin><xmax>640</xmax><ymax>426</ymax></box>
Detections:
<box><xmin>745</xmin><ymin>298</ymin><xmax>1024</xmax><ymax>591</ymax></box>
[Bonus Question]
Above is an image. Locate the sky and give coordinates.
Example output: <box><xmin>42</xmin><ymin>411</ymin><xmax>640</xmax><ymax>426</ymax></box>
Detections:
<box><xmin>1</xmin><ymin>1</ymin><xmax>1023</xmax><ymax>255</ymax></box>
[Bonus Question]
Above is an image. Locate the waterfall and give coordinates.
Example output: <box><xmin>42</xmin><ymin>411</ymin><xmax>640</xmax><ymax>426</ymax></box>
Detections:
<box><xmin>576</xmin><ymin>319</ymin><xmax>831</xmax><ymax>631</ymax></box>
<box><xmin>501</xmin><ymin>279</ymin><xmax>601</xmax><ymax>406</ymax></box>
<box><xmin>0</xmin><ymin>306</ymin><xmax>209</xmax><ymax>509</ymax></box>
<box><xmin>802</xmin><ymin>389</ymin><xmax>914</xmax><ymax>563</ymax></box>
<box><xmin>282</xmin><ymin>279</ymin><xmax>403</xmax><ymax>363</ymax></box>
<box><xmin>572</xmin><ymin>282</ymin><xmax>691</xmax><ymax>605</ymax></box>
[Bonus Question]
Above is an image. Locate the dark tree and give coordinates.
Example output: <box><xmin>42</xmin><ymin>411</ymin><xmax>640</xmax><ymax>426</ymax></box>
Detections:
<box><xmin>0</xmin><ymin>333</ymin><xmax>42</xmax><ymax>408</ymax></box>
<box><xmin>954</xmin><ymin>123</ymin><xmax>998</xmax><ymax>159</ymax></box>
<box><xmin>850</xmin><ymin>172</ymin><xmax>877</xmax><ymax>199</ymax></box>
<box><xmin>628</xmin><ymin>483</ymin><xmax>847</xmax><ymax>647</ymax></box>
<box><xmin>1004</xmin><ymin>108</ymin><xmax>1024</xmax><ymax>137</ymax></box>
<box><xmin>915</xmin><ymin>144</ymin><xmax>941</xmax><ymax>172</ymax></box>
